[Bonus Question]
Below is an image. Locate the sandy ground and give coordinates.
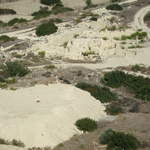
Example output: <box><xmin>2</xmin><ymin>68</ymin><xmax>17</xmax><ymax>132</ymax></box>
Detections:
<box><xmin>0</xmin><ymin>145</ymin><xmax>25</xmax><ymax>150</ymax></box>
<box><xmin>0</xmin><ymin>0</ymin><xmax>109</xmax><ymax>22</ymax></box>
<box><xmin>0</xmin><ymin>83</ymin><xmax>109</xmax><ymax>148</ymax></box>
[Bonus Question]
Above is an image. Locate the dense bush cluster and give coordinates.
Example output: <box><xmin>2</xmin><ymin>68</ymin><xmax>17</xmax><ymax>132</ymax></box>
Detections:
<box><xmin>76</xmin><ymin>82</ymin><xmax>117</xmax><ymax>103</ymax></box>
<box><xmin>75</xmin><ymin>118</ymin><xmax>97</xmax><ymax>132</ymax></box>
<box><xmin>36</xmin><ymin>21</ymin><xmax>58</xmax><ymax>36</ymax></box>
<box><xmin>0</xmin><ymin>8</ymin><xmax>16</xmax><ymax>15</ymax></box>
<box><xmin>100</xmin><ymin>129</ymin><xmax>140</xmax><ymax>150</ymax></box>
<box><xmin>102</xmin><ymin>70</ymin><xmax>150</xmax><ymax>101</ymax></box>
<box><xmin>1</xmin><ymin>61</ymin><xmax>29</xmax><ymax>77</ymax></box>
<box><xmin>106</xmin><ymin>4</ymin><xmax>123</xmax><ymax>11</ymax></box>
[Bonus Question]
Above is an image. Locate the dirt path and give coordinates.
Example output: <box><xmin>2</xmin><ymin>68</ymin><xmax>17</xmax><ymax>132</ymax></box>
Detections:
<box><xmin>133</xmin><ymin>5</ymin><xmax>150</xmax><ymax>37</ymax></box>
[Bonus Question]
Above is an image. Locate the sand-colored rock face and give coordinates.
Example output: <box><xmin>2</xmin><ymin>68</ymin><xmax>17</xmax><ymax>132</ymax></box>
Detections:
<box><xmin>0</xmin><ymin>84</ymin><xmax>107</xmax><ymax>148</ymax></box>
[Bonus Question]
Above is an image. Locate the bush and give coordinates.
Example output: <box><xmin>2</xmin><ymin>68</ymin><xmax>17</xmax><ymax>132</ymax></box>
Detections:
<box><xmin>76</xmin><ymin>82</ymin><xmax>117</xmax><ymax>103</ymax></box>
<box><xmin>7</xmin><ymin>18</ymin><xmax>27</xmax><ymax>26</ymax></box>
<box><xmin>102</xmin><ymin>70</ymin><xmax>126</xmax><ymax>88</ymax></box>
<box><xmin>131</xmin><ymin>64</ymin><xmax>145</xmax><ymax>72</ymax></box>
<box><xmin>1</xmin><ymin>61</ymin><xmax>30</xmax><ymax>77</ymax></box>
<box><xmin>51</xmin><ymin>5</ymin><xmax>74</xmax><ymax>14</ymax></box>
<box><xmin>36</xmin><ymin>21</ymin><xmax>58</xmax><ymax>36</ymax></box>
<box><xmin>102</xmin><ymin>71</ymin><xmax>150</xmax><ymax>101</ymax></box>
<box><xmin>144</xmin><ymin>12</ymin><xmax>150</xmax><ymax>22</ymax></box>
<box><xmin>106</xmin><ymin>4</ymin><xmax>123</xmax><ymax>11</ymax></box>
<box><xmin>32</xmin><ymin>9</ymin><xmax>51</xmax><ymax>19</ymax></box>
<box><xmin>40</xmin><ymin>0</ymin><xmax>62</xmax><ymax>5</ymax></box>
<box><xmin>0</xmin><ymin>20</ymin><xmax>7</xmax><ymax>27</ymax></box>
<box><xmin>38</xmin><ymin>51</ymin><xmax>46</xmax><ymax>58</ymax></box>
<box><xmin>11</xmin><ymin>139</ymin><xmax>25</xmax><ymax>147</ymax></box>
<box><xmin>121</xmin><ymin>32</ymin><xmax>148</xmax><ymax>40</ymax></box>
<box><xmin>0</xmin><ymin>8</ymin><xmax>16</xmax><ymax>15</ymax></box>
<box><xmin>0</xmin><ymin>138</ymin><xmax>25</xmax><ymax>147</ymax></box>
<box><xmin>75</xmin><ymin>118</ymin><xmax>97</xmax><ymax>132</ymax></box>
<box><xmin>0</xmin><ymin>35</ymin><xmax>16</xmax><ymax>43</ymax></box>
<box><xmin>105</xmin><ymin>103</ymin><xmax>123</xmax><ymax>115</ymax></box>
<box><xmin>100</xmin><ymin>129</ymin><xmax>140</xmax><ymax>150</ymax></box>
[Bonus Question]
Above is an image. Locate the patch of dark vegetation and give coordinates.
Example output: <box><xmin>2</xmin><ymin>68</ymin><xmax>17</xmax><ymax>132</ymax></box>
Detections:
<box><xmin>0</xmin><ymin>35</ymin><xmax>16</xmax><ymax>44</ymax></box>
<box><xmin>100</xmin><ymin>129</ymin><xmax>140</xmax><ymax>150</ymax></box>
<box><xmin>0</xmin><ymin>61</ymin><xmax>30</xmax><ymax>78</ymax></box>
<box><xmin>121</xmin><ymin>31</ymin><xmax>148</xmax><ymax>40</ymax></box>
<box><xmin>40</xmin><ymin>0</ymin><xmax>62</xmax><ymax>6</ymax></box>
<box><xmin>36</xmin><ymin>21</ymin><xmax>58</xmax><ymax>36</ymax></box>
<box><xmin>84</xmin><ymin>0</ymin><xmax>97</xmax><ymax>10</ymax></box>
<box><xmin>0</xmin><ymin>138</ymin><xmax>25</xmax><ymax>147</ymax></box>
<box><xmin>105</xmin><ymin>103</ymin><xmax>123</xmax><ymax>115</ymax></box>
<box><xmin>0</xmin><ymin>8</ymin><xmax>16</xmax><ymax>15</ymax></box>
<box><xmin>106</xmin><ymin>3</ymin><xmax>123</xmax><ymax>11</ymax></box>
<box><xmin>75</xmin><ymin>118</ymin><xmax>97</xmax><ymax>132</ymax></box>
<box><xmin>90</xmin><ymin>16</ymin><xmax>98</xmax><ymax>21</ymax></box>
<box><xmin>144</xmin><ymin>12</ymin><xmax>150</xmax><ymax>22</ymax></box>
<box><xmin>7</xmin><ymin>18</ymin><xmax>27</xmax><ymax>26</ymax></box>
<box><xmin>131</xmin><ymin>64</ymin><xmax>146</xmax><ymax>72</ymax></box>
<box><xmin>76</xmin><ymin>82</ymin><xmax>117</xmax><ymax>103</ymax></box>
<box><xmin>102</xmin><ymin>70</ymin><xmax>150</xmax><ymax>101</ymax></box>
<box><xmin>0</xmin><ymin>20</ymin><xmax>7</xmax><ymax>27</ymax></box>
<box><xmin>51</xmin><ymin>4</ymin><xmax>74</xmax><ymax>15</ymax></box>
<box><xmin>32</xmin><ymin>8</ymin><xmax>51</xmax><ymax>19</ymax></box>
<box><xmin>28</xmin><ymin>147</ymin><xmax>51</xmax><ymax>150</ymax></box>
<box><xmin>110</xmin><ymin>0</ymin><xmax>121</xmax><ymax>2</ymax></box>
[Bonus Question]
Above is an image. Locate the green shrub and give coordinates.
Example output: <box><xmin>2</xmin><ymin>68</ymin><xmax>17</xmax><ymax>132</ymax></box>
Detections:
<box><xmin>76</xmin><ymin>82</ymin><xmax>117</xmax><ymax>103</ymax></box>
<box><xmin>1</xmin><ymin>61</ymin><xmax>30</xmax><ymax>77</ymax></box>
<box><xmin>75</xmin><ymin>118</ymin><xmax>97</xmax><ymax>132</ymax></box>
<box><xmin>38</xmin><ymin>51</ymin><xmax>46</xmax><ymax>58</ymax></box>
<box><xmin>0</xmin><ymin>35</ymin><xmax>16</xmax><ymax>43</ymax></box>
<box><xmin>100</xmin><ymin>129</ymin><xmax>140</xmax><ymax>150</ymax></box>
<box><xmin>106</xmin><ymin>4</ymin><xmax>123</xmax><ymax>11</ymax></box>
<box><xmin>32</xmin><ymin>9</ymin><xmax>51</xmax><ymax>19</ymax></box>
<box><xmin>105</xmin><ymin>103</ymin><xmax>123</xmax><ymax>115</ymax></box>
<box><xmin>90</xmin><ymin>16</ymin><xmax>98</xmax><ymax>21</ymax></box>
<box><xmin>144</xmin><ymin>12</ymin><xmax>150</xmax><ymax>22</ymax></box>
<box><xmin>8</xmin><ymin>18</ymin><xmax>27</xmax><ymax>26</ymax></box>
<box><xmin>51</xmin><ymin>5</ymin><xmax>74</xmax><ymax>14</ymax></box>
<box><xmin>84</xmin><ymin>0</ymin><xmax>97</xmax><ymax>9</ymax></box>
<box><xmin>121</xmin><ymin>32</ymin><xmax>148</xmax><ymax>40</ymax></box>
<box><xmin>102</xmin><ymin>70</ymin><xmax>126</xmax><ymax>88</ymax></box>
<box><xmin>102</xmin><ymin>71</ymin><xmax>150</xmax><ymax>101</ymax></box>
<box><xmin>36</xmin><ymin>21</ymin><xmax>58</xmax><ymax>36</ymax></box>
<box><xmin>40</xmin><ymin>0</ymin><xmax>62</xmax><ymax>5</ymax></box>
<box><xmin>131</xmin><ymin>64</ymin><xmax>145</xmax><ymax>72</ymax></box>
<box><xmin>12</xmin><ymin>139</ymin><xmax>25</xmax><ymax>147</ymax></box>
<box><xmin>0</xmin><ymin>8</ymin><xmax>16</xmax><ymax>15</ymax></box>
<box><xmin>0</xmin><ymin>20</ymin><xmax>7</xmax><ymax>27</ymax></box>
<box><xmin>110</xmin><ymin>0</ymin><xmax>121</xmax><ymax>2</ymax></box>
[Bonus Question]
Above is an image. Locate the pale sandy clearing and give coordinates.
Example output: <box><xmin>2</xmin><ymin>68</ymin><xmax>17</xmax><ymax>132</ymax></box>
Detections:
<box><xmin>0</xmin><ymin>83</ymin><xmax>108</xmax><ymax>148</ymax></box>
